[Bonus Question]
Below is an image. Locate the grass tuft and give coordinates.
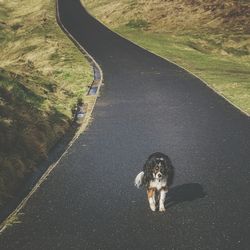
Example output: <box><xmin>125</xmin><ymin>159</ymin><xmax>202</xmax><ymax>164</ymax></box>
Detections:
<box><xmin>126</xmin><ymin>19</ymin><xmax>150</xmax><ymax>30</ymax></box>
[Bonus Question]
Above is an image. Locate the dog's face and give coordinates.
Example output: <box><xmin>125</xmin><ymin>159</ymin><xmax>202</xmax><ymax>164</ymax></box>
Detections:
<box><xmin>143</xmin><ymin>156</ymin><xmax>168</xmax><ymax>184</ymax></box>
<box><xmin>152</xmin><ymin>159</ymin><xmax>167</xmax><ymax>180</ymax></box>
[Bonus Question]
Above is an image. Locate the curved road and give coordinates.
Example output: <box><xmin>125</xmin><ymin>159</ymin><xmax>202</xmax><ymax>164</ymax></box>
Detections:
<box><xmin>1</xmin><ymin>0</ymin><xmax>250</xmax><ymax>249</ymax></box>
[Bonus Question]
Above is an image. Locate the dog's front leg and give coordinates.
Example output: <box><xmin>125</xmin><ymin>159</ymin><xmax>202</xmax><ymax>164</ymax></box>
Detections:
<box><xmin>147</xmin><ymin>188</ymin><xmax>156</xmax><ymax>211</ymax></box>
<box><xmin>159</xmin><ymin>188</ymin><xmax>168</xmax><ymax>212</ymax></box>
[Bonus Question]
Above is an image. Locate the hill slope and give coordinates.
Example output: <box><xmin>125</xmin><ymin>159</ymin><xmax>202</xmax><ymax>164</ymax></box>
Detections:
<box><xmin>83</xmin><ymin>0</ymin><xmax>250</xmax><ymax>34</ymax></box>
<box><xmin>0</xmin><ymin>0</ymin><xmax>92</xmax><ymax>207</ymax></box>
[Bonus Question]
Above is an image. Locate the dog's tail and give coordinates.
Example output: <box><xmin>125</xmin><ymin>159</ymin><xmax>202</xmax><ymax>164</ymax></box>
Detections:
<box><xmin>134</xmin><ymin>171</ymin><xmax>144</xmax><ymax>188</ymax></box>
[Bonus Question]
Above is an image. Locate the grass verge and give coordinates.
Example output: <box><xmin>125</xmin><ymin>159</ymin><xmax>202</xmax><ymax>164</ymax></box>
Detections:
<box><xmin>114</xmin><ymin>27</ymin><xmax>250</xmax><ymax>114</ymax></box>
<box><xmin>0</xmin><ymin>0</ymin><xmax>92</xmax><ymax>208</ymax></box>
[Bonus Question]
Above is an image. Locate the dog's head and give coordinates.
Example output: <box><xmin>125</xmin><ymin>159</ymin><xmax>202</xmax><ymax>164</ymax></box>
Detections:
<box><xmin>142</xmin><ymin>152</ymin><xmax>174</xmax><ymax>186</ymax></box>
<box><xmin>151</xmin><ymin>158</ymin><xmax>167</xmax><ymax>180</ymax></box>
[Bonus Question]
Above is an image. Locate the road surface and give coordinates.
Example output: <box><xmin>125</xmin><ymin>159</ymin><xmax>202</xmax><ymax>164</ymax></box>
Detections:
<box><xmin>0</xmin><ymin>0</ymin><xmax>249</xmax><ymax>249</ymax></box>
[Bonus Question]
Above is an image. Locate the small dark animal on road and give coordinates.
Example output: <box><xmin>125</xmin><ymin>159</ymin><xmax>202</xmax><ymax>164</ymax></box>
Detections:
<box><xmin>134</xmin><ymin>152</ymin><xmax>174</xmax><ymax>212</ymax></box>
<box><xmin>72</xmin><ymin>97</ymin><xmax>85</xmax><ymax>124</ymax></box>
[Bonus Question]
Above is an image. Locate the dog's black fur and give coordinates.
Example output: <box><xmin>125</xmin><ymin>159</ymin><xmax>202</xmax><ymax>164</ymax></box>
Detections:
<box><xmin>142</xmin><ymin>152</ymin><xmax>174</xmax><ymax>188</ymax></box>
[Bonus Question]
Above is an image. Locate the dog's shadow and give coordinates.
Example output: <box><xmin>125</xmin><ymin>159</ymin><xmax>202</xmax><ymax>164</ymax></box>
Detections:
<box><xmin>166</xmin><ymin>183</ymin><xmax>206</xmax><ymax>208</ymax></box>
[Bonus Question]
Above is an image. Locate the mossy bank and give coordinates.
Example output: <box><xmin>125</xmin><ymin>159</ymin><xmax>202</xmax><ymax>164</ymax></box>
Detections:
<box><xmin>0</xmin><ymin>0</ymin><xmax>92</xmax><ymax>208</ymax></box>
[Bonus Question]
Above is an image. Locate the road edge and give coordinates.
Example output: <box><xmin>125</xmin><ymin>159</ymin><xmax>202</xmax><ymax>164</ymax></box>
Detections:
<box><xmin>0</xmin><ymin>0</ymin><xmax>104</xmax><ymax>233</ymax></box>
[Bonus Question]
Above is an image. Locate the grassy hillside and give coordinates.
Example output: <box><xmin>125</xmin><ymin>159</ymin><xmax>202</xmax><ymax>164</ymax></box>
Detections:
<box><xmin>0</xmin><ymin>0</ymin><xmax>92</xmax><ymax>207</ymax></box>
<box><xmin>82</xmin><ymin>0</ymin><xmax>250</xmax><ymax>114</ymax></box>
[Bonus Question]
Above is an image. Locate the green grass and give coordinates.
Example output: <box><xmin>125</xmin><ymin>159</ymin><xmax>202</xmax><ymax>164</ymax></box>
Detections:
<box><xmin>126</xmin><ymin>19</ymin><xmax>149</xmax><ymax>29</ymax></box>
<box><xmin>0</xmin><ymin>0</ymin><xmax>92</xmax><ymax>207</ymax></box>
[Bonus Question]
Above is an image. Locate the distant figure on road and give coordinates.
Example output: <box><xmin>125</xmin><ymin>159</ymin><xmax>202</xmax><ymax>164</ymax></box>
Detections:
<box><xmin>72</xmin><ymin>97</ymin><xmax>85</xmax><ymax>124</ymax></box>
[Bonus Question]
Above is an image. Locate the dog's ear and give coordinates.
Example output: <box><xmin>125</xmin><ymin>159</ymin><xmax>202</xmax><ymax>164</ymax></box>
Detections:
<box><xmin>142</xmin><ymin>158</ymin><xmax>154</xmax><ymax>185</ymax></box>
<box><xmin>143</xmin><ymin>166</ymin><xmax>152</xmax><ymax>185</ymax></box>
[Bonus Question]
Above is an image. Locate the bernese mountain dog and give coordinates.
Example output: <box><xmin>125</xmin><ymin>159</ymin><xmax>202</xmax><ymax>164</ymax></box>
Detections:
<box><xmin>134</xmin><ymin>152</ymin><xmax>174</xmax><ymax>212</ymax></box>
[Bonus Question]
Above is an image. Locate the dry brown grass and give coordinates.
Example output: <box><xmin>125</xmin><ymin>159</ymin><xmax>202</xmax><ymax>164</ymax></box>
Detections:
<box><xmin>83</xmin><ymin>0</ymin><xmax>250</xmax><ymax>33</ymax></box>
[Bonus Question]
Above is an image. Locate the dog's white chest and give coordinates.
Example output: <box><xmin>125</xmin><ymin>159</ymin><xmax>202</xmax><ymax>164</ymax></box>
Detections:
<box><xmin>149</xmin><ymin>178</ymin><xmax>167</xmax><ymax>190</ymax></box>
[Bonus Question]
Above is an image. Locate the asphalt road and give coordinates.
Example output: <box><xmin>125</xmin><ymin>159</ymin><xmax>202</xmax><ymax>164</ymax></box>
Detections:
<box><xmin>0</xmin><ymin>0</ymin><xmax>250</xmax><ymax>249</ymax></box>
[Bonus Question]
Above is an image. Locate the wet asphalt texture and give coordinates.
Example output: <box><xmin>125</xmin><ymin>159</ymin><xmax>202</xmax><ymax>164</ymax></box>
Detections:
<box><xmin>0</xmin><ymin>0</ymin><xmax>250</xmax><ymax>249</ymax></box>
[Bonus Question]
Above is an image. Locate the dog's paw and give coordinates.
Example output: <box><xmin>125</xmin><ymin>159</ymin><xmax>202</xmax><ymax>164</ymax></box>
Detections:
<box><xmin>150</xmin><ymin>204</ymin><xmax>156</xmax><ymax>211</ymax></box>
<box><xmin>159</xmin><ymin>206</ymin><xmax>166</xmax><ymax>212</ymax></box>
